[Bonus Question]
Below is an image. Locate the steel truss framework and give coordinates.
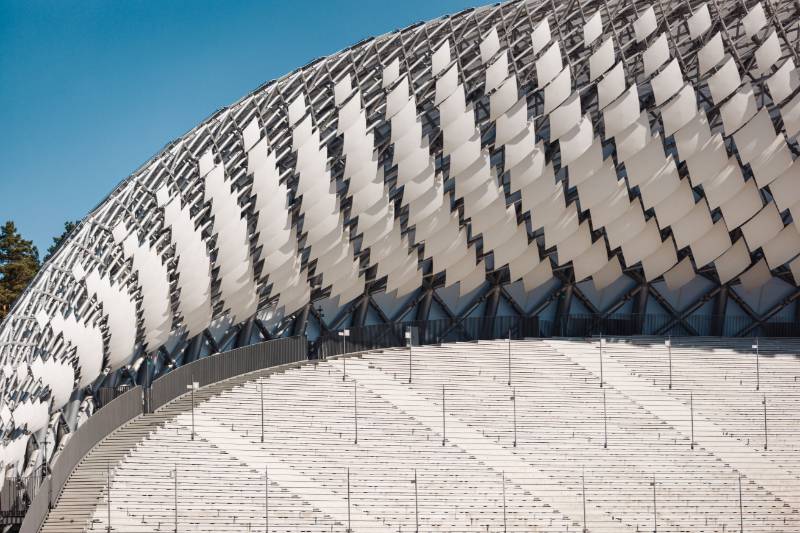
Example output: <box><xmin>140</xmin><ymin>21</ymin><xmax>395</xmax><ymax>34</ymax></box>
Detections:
<box><xmin>1</xmin><ymin>0</ymin><xmax>800</xmax><ymax>483</ymax></box>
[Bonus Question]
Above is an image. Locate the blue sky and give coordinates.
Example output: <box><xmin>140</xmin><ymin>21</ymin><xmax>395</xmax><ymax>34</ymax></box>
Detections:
<box><xmin>0</xmin><ymin>0</ymin><xmax>483</xmax><ymax>254</ymax></box>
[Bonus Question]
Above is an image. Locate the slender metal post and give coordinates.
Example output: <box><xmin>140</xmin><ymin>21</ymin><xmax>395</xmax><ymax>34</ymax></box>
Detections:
<box><xmin>512</xmin><ymin>387</ymin><xmax>517</xmax><ymax>447</ymax></box>
<box><xmin>754</xmin><ymin>339</ymin><xmax>760</xmax><ymax>391</ymax></box>
<box><xmin>265</xmin><ymin>465</ymin><xmax>269</xmax><ymax>533</ymax></box>
<box><xmin>763</xmin><ymin>394</ymin><xmax>768</xmax><ymax>451</ymax></box>
<box><xmin>501</xmin><ymin>472</ymin><xmax>507</xmax><ymax>533</ymax></box>
<box><xmin>666</xmin><ymin>337</ymin><xmax>672</xmax><ymax>390</ymax></box>
<box><xmin>442</xmin><ymin>384</ymin><xmax>446</xmax><ymax>446</ymax></box>
<box><xmin>340</xmin><ymin>329</ymin><xmax>350</xmax><ymax>381</ymax></box>
<box><xmin>174</xmin><ymin>465</ymin><xmax>178</xmax><ymax>533</ymax></box>
<box><xmin>507</xmin><ymin>329</ymin><xmax>512</xmax><ymax>386</ymax></box>
<box><xmin>354</xmin><ymin>380</ymin><xmax>358</xmax><ymax>445</ymax></box>
<box><xmin>190</xmin><ymin>385</ymin><xmax>195</xmax><ymax>441</ymax></box>
<box><xmin>738</xmin><ymin>474</ymin><xmax>744</xmax><ymax>533</ymax></box>
<box><xmin>260</xmin><ymin>380</ymin><xmax>265</xmax><ymax>443</ymax></box>
<box><xmin>107</xmin><ymin>462</ymin><xmax>112</xmax><ymax>533</ymax></box>
<box><xmin>602</xmin><ymin>388</ymin><xmax>608</xmax><ymax>449</ymax></box>
<box><xmin>652</xmin><ymin>474</ymin><xmax>657</xmax><ymax>533</ymax></box>
<box><xmin>599</xmin><ymin>337</ymin><xmax>604</xmax><ymax>388</ymax></box>
<box><xmin>406</xmin><ymin>330</ymin><xmax>413</xmax><ymax>384</ymax></box>
<box><xmin>690</xmin><ymin>391</ymin><xmax>695</xmax><ymax>450</ymax></box>
<box><xmin>346</xmin><ymin>467</ymin><xmax>352</xmax><ymax>533</ymax></box>
<box><xmin>581</xmin><ymin>467</ymin><xmax>587</xmax><ymax>533</ymax></box>
<box><xmin>414</xmin><ymin>469</ymin><xmax>419</xmax><ymax>533</ymax></box>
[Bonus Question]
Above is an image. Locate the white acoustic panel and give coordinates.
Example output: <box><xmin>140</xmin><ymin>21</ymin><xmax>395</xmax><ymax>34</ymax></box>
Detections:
<box><xmin>698</xmin><ymin>33</ymin><xmax>724</xmax><ymax>75</ymax></box>
<box><xmin>715</xmin><ymin>238</ymin><xmax>751</xmax><ymax>285</ymax></box>
<box><xmin>660</xmin><ymin>83</ymin><xmax>698</xmax><ymax>136</ymax></box>
<box><xmin>590</xmin><ymin>38</ymin><xmax>615</xmax><ymax>81</ymax></box>
<box><xmin>641</xmin><ymin>237</ymin><xmax>678</xmax><ymax>281</ymax></box>
<box><xmin>707</xmin><ymin>56</ymin><xmax>740</xmax><ymax>104</ymax></box>
<box><xmin>621</xmin><ymin>218</ymin><xmax>662</xmax><ymax>267</ymax></box>
<box><xmin>720</xmin><ymin>179</ymin><xmax>763</xmax><ymax>230</ymax></box>
<box><xmin>604</xmin><ymin>85</ymin><xmax>640</xmax><ymax>138</ymax></box>
<box><xmin>605</xmin><ymin>200</ymin><xmax>646</xmax><ymax>250</ymax></box>
<box><xmin>549</xmin><ymin>93</ymin><xmax>582</xmax><ymax>141</ymax></box>
<box><xmin>742</xmin><ymin>2</ymin><xmax>766</xmax><ymax>37</ymax></box>
<box><xmin>643</xmin><ymin>33</ymin><xmax>670</xmax><ymax>77</ymax></box>
<box><xmin>734</xmin><ymin>107</ymin><xmax>776</xmax><ymax>164</ymax></box>
<box><xmin>573</xmin><ymin>237</ymin><xmax>609</xmax><ymax>281</ymax></box>
<box><xmin>671</xmin><ymin>200</ymin><xmax>713</xmax><ymax>250</ymax></box>
<box><xmin>593</xmin><ymin>255</ymin><xmax>623</xmax><ymax>290</ymax></box>
<box><xmin>741</xmin><ymin>202</ymin><xmax>783</xmax><ymax>252</ymax></box>
<box><xmin>763</xmin><ymin>224</ymin><xmax>800</xmax><ymax>269</ymax></box>
<box><xmin>597</xmin><ymin>62</ymin><xmax>625</xmax><ymax>110</ymax></box>
<box><xmin>634</xmin><ymin>6</ymin><xmax>657</xmax><ymax>42</ymax></box>
<box><xmin>738</xmin><ymin>259</ymin><xmax>771</xmax><ymax>292</ymax></box>
<box><xmin>750</xmin><ymin>135</ymin><xmax>792</xmax><ymax>189</ymax></box>
<box><xmin>720</xmin><ymin>82</ymin><xmax>757</xmax><ymax>135</ymax></box>
<box><xmin>703</xmin><ymin>159</ymin><xmax>745</xmax><ymax>210</ymax></box>
<box><xmin>688</xmin><ymin>3</ymin><xmax>711</xmax><ymax>40</ymax></box>
<box><xmin>584</xmin><ymin>11</ymin><xmax>602</xmax><ymax>46</ymax></box>
<box><xmin>544</xmin><ymin>66</ymin><xmax>572</xmax><ymax>114</ymax></box>
<box><xmin>691</xmin><ymin>220</ymin><xmax>732</xmax><ymax>268</ymax></box>
<box><xmin>536</xmin><ymin>41</ymin><xmax>562</xmax><ymax>87</ymax></box>
<box><xmin>531</xmin><ymin>18</ymin><xmax>551</xmax><ymax>55</ymax></box>
<box><xmin>769</xmin><ymin>158</ymin><xmax>800</xmax><ymax>212</ymax></box>
<box><xmin>652</xmin><ymin>59</ymin><xmax>684</xmax><ymax>106</ymax></box>
<box><xmin>767</xmin><ymin>58</ymin><xmax>798</xmax><ymax>104</ymax></box>
<box><xmin>663</xmin><ymin>256</ymin><xmax>695</xmax><ymax>291</ymax></box>
<box><xmin>522</xmin><ymin>257</ymin><xmax>553</xmax><ymax>292</ymax></box>
<box><xmin>556</xmin><ymin>221</ymin><xmax>592</xmax><ymax>266</ymax></box>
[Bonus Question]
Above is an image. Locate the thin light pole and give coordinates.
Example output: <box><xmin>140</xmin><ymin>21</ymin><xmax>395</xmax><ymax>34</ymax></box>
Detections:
<box><xmin>442</xmin><ymin>384</ymin><xmax>446</xmax><ymax>446</ymax></box>
<box><xmin>602</xmin><ymin>388</ymin><xmax>608</xmax><ymax>449</ymax></box>
<box><xmin>354</xmin><ymin>380</ymin><xmax>358</xmax><ymax>445</ymax></box>
<box><xmin>501</xmin><ymin>472</ymin><xmax>507</xmax><ymax>533</ymax></box>
<box><xmin>106</xmin><ymin>462</ymin><xmax>112</xmax><ymax>533</ymax></box>
<box><xmin>738</xmin><ymin>474</ymin><xmax>744</xmax><ymax>533</ymax></box>
<box><xmin>690</xmin><ymin>391</ymin><xmax>695</xmax><ymax>450</ymax></box>
<box><xmin>265</xmin><ymin>465</ymin><xmax>269</xmax><ymax>533</ymax></box>
<box><xmin>512</xmin><ymin>387</ymin><xmax>517</xmax><ymax>447</ymax></box>
<box><xmin>763</xmin><ymin>394</ymin><xmax>768</xmax><ymax>451</ymax></box>
<box><xmin>599</xmin><ymin>337</ymin><xmax>604</xmax><ymax>388</ymax></box>
<box><xmin>340</xmin><ymin>329</ymin><xmax>350</xmax><ymax>381</ymax></box>
<box><xmin>190</xmin><ymin>384</ymin><xmax>195</xmax><ymax>440</ymax></box>
<box><xmin>651</xmin><ymin>474</ymin><xmax>657</xmax><ymax>533</ymax></box>
<box><xmin>507</xmin><ymin>329</ymin><xmax>512</xmax><ymax>386</ymax></box>
<box><xmin>346</xmin><ymin>467</ymin><xmax>352</xmax><ymax>533</ymax></box>
<box><xmin>260</xmin><ymin>380</ymin><xmax>265</xmax><ymax>443</ymax></box>
<box><xmin>753</xmin><ymin>339</ymin><xmax>760</xmax><ymax>391</ymax></box>
<box><xmin>413</xmin><ymin>469</ymin><xmax>419</xmax><ymax>533</ymax></box>
<box><xmin>666</xmin><ymin>337</ymin><xmax>672</xmax><ymax>389</ymax></box>
<box><xmin>174</xmin><ymin>464</ymin><xmax>178</xmax><ymax>533</ymax></box>
<box><xmin>581</xmin><ymin>467</ymin><xmax>587</xmax><ymax>533</ymax></box>
<box><xmin>186</xmin><ymin>380</ymin><xmax>198</xmax><ymax>441</ymax></box>
<box><xmin>406</xmin><ymin>330</ymin><xmax>413</xmax><ymax>384</ymax></box>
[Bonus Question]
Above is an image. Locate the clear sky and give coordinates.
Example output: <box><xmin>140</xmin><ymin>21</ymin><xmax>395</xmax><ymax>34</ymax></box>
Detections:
<box><xmin>0</xmin><ymin>0</ymin><xmax>484</xmax><ymax>255</ymax></box>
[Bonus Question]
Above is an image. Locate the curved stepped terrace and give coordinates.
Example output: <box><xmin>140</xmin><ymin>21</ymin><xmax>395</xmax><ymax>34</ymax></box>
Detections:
<box><xmin>40</xmin><ymin>338</ymin><xmax>800</xmax><ymax>532</ymax></box>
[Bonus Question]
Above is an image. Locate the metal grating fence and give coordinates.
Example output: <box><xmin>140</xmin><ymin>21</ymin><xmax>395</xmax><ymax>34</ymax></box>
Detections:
<box><xmin>148</xmin><ymin>335</ymin><xmax>307</xmax><ymax>413</ymax></box>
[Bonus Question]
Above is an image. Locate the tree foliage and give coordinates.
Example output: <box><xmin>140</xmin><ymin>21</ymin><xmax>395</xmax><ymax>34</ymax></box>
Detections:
<box><xmin>0</xmin><ymin>221</ymin><xmax>41</xmax><ymax>320</ymax></box>
<box><xmin>44</xmin><ymin>220</ymin><xmax>79</xmax><ymax>262</ymax></box>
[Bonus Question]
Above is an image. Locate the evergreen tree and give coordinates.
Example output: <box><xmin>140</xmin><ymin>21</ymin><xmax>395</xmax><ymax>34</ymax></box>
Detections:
<box><xmin>0</xmin><ymin>221</ymin><xmax>40</xmax><ymax>320</ymax></box>
<box><xmin>43</xmin><ymin>220</ymin><xmax>79</xmax><ymax>262</ymax></box>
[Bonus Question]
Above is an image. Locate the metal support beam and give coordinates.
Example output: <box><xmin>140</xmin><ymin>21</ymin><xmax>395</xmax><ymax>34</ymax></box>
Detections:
<box><xmin>634</xmin><ymin>280</ymin><xmax>649</xmax><ymax>334</ymax></box>
<box><xmin>235</xmin><ymin>316</ymin><xmax>255</xmax><ymax>348</ymax></box>
<box><xmin>351</xmin><ymin>295</ymin><xmax>371</xmax><ymax>327</ymax></box>
<box><xmin>712</xmin><ymin>285</ymin><xmax>729</xmax><ymax>337</ymax></box>
<box><xmin>292</xmin><ymin>304</ymin><xmax>310</xmax><ymax>336</ymax></box>
<box><xmin>415</xmin><ymin>288</ymin><xmax>434</xmax><ymax>321</ymax></box>
<box><xmin>484</xmin><ymin>285</ymin><xmax>502</xmax><ymax>338</ymax></box>
<box><xmin>555</xmin><ymin>283</ymin><xmax>574</xmax><ymax>336</ymax></box>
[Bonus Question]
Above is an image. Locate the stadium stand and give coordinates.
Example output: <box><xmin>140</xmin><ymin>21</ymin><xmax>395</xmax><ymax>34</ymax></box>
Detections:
<box><xmin>37</xmin><ymin>337</ymin><xmax>800</xmax><ymax>532</ymax></box>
